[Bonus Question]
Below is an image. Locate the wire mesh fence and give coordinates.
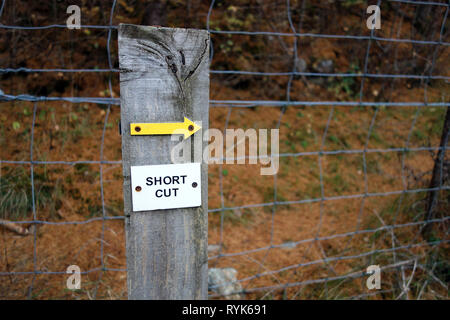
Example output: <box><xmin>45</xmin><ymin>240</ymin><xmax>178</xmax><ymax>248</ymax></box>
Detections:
<box><xmin>0</xmin><ymin>0</ymin><xmax>448</xmax><ymax>299</ymax></box>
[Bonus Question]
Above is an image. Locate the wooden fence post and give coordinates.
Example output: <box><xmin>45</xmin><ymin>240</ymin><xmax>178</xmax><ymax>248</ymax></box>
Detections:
<box><xmin>118</xmin><ymin>24</ymin><xmax>209</xmax><ymax>299</ymax></box>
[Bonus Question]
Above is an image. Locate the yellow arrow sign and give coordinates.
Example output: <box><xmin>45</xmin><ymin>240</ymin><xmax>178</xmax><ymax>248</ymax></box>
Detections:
<box><xmin>130</xmin><ymin>117</ymin><xmax>201</xmax><ymax>139</ymax></box>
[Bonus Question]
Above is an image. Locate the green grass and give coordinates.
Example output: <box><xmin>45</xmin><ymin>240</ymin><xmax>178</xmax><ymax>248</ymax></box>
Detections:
<box><xmin>366</xmin><ymin>158</ymin><xmax>381</xmax><ymax>174</ymax></box>
<box><xmin>222</xmin><ymin>207</ymin><xmax>255</xmax><ymax>227</ymax></box>
<box><xmin>0</xmin><ymin>166</ymin><xmax>54</xmax><ymax>220</ymax></box>
<box><xmin>328</xmin><ymin>63</ymin><xmax>361</xmax><ymax>100</ymax></box>
<box><xmin>325</xmin><ymin>173</ymin><xmax>350</xmax><ymax>193</ymax></box>
<box><xmin>327</xmin><ymin>134</ymin><xmax>350</xmax><ymax>148</ymax></box>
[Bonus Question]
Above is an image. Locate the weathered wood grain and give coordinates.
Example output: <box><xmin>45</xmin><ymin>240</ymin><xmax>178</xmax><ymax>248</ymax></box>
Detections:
<box><xmin>118</xmin><ymin>24</ymin><xmax>209</xmax><ymax>300</ymax></box>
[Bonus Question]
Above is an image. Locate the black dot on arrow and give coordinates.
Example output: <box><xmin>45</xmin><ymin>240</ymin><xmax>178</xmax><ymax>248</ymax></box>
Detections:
<box><xmin>135</xmin><ymin>126</ymin><xmax>141</xmax><ymax>132</ymax></box>
<box><xmin>192</xmin><ymin>182</ymin><xmax>198</xmax><ymax>188</ymax></box>
<box><xmin>188</xmin><ymin>125</ymin><xmax>194</xmax><ymax>131</ymax></box>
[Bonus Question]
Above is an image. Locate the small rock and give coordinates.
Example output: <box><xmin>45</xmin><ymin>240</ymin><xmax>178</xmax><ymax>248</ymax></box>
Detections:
<box><xmin>280</xmin><ymin>241</ymin><xmax>297</xmax><ymax>250</ymax></box>
<box><xmin>208</xmin><ymin>268</ymin><xmax>243</xmax><ymax>299</ymax></box>
<box><xmin>315</xmin><ymin>59</ymin><xmax>334</xmax><ymax>74</ymax></box>
<box><xmin>294</xmin><ymin>58</ymin><xmax>307</xmax><ymax>73</ymax></box>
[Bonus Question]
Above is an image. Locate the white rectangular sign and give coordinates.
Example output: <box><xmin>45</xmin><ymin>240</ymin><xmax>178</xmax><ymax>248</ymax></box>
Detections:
<box><xmin>130</xmin><ymin>163</ymin><xmax>201</xmax><ymax>212</ymax></box>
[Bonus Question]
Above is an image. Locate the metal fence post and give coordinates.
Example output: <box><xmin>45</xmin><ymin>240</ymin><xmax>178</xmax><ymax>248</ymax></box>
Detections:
<box><xmin>118</xmin><ymin>24</ymin><xmax>209</xmax><ymax>299</ymax></box>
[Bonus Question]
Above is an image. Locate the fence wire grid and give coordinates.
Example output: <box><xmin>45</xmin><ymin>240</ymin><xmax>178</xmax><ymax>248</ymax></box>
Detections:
<box><xmin>0</xmin><ymin>0</ymin><xmax>449</xmax><ymax>300</ymax></box>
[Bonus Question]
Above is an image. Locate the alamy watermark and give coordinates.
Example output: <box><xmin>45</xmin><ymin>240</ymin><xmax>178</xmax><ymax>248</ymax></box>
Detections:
<box><xmin>170</xmin><ymin>126</ymin><xmax>280</xmax><ymax>176</ymax></box>
<box><xmin>66</xmin><ymin>265</ymin><xmax>81</xmax><ymax>290</ymax></box>
<box><xmin>366</xmin><ymin>265</ymin><xmax>381</xmax><ymax>290</ymax></box>
<box><xmin>366</xmin><ymin>5</ymin><xmax>381</xmax><ymax>30</ymax></box>
<box><xmin>66</xmin><ymin>5</ymin><xmax>81</xmax><ymax>29</ymax></box>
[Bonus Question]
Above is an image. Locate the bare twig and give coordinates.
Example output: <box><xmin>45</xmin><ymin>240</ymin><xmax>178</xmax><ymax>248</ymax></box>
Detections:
<box><xmin>0</xmin><ymin>219</ymin><xmax>31</xmax><ymax>236</ymax></box>
<box><xmin>396</xmin><ymin>259</ymin><xmax>417</xmax><ymax>300</ymax></box>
